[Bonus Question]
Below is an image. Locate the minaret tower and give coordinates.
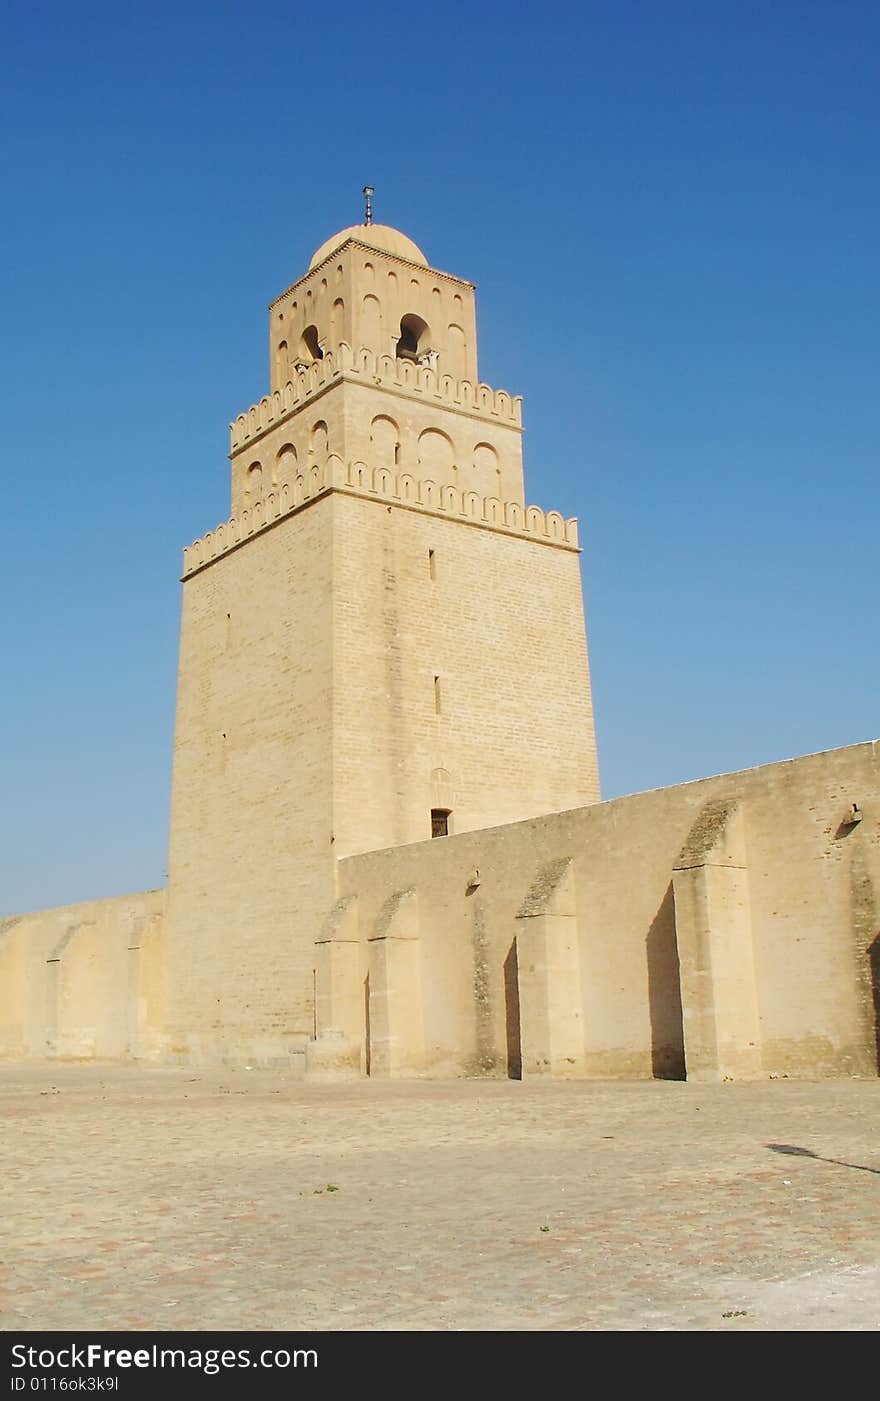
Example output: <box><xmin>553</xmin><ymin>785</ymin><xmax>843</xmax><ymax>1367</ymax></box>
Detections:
<box><xmin>164</xmin><ymin>203</ymin><xmax>600</xmax><ymax>1064</ymax></box>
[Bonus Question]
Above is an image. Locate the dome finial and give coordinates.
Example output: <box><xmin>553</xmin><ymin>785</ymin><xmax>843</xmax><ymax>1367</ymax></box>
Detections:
<box><xmin>362</xmin><ymin>184</ymin><xmax>374</xmax><ymax>226</ymax></box>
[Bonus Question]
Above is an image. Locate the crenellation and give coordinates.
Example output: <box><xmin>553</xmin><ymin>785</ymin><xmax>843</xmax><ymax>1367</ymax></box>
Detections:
<box><xmin>183</xmin><ymin>463</ymin><xmax>579</xmax><ymax>579</ymax></box>
<box><xmin>229</xmin><ymin>343</ymin><xmax>522</xmax><ymax>453</ymax></box>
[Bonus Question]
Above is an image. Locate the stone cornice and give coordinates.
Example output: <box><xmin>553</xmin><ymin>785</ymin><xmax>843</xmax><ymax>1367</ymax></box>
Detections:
<box><xmin>269</xmin><ymin>239</ymin><xmax>474</xmax><ymax>309</ymax></box>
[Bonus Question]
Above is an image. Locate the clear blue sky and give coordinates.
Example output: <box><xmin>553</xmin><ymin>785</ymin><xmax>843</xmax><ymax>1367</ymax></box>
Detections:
<box><xmin>2</xmin><ymin>1</ymin><xmax>877</xmax><ymax>913</ymax></box>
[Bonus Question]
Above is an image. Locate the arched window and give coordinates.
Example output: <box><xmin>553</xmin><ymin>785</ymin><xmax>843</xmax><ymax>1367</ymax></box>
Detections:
<box><xmin>396</xmin><ymin>313</ymin><xmax>429</xmax><ymax>362</ymax></box>
<box><xmin>297</xmin><ymin>324</ymin><xmax>323</xmax><ymax>364</ymax></box>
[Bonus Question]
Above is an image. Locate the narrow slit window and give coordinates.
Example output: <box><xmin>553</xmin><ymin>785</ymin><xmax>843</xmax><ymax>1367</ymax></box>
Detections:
<box><xmin>431</xmin><ymin>809</ymin><xmax>450</xmax><ymax>838</ymax></box>
<box><xmin>428</xmin><ymin>548</ymin><xmax>436</xmax><ymax>580</ymax></box>
<box><xmin>433</xmin><ymin>674</ymin><xmax>442</xmax><ymax>714</ymax></box>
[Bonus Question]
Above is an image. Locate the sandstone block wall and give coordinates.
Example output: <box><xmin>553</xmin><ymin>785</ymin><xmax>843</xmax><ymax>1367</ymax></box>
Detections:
<box><xmin>164</xmin><ymin>496</ymin><xmax>335</xmax><ymax>1065</ymax></box>
<box><xmin>331</xmin><ymin>489</ymin><xmax>600</xmax><ymax>858</ymax></box>
<box><xmin>0</xmin><ymin>889</ymin><xmax>165</xmax><ymax>1061</ymax></box>
<box><xmin>5</xmin><ymin>743</ymin><xmax>877</xmax><ymax>1079</ymax></box>
<box><xmin>165</xmin><ymin>475</ymin><xmax>598</xmax><ymax>1066</ymax></box>
<box><xmin>324</xmin><ymin>742</ymin><xmax>880</xmax><ymax>1082</ymax></box>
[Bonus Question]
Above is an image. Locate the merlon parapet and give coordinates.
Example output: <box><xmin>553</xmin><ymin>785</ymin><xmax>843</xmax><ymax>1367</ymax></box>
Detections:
<box><xmin>182</xmin><ymin>460</ymin><xmax>579</xmax><ymax>578</ymax></box>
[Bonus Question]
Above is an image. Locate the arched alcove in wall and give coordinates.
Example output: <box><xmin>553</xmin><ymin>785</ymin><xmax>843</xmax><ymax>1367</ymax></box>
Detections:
<box><xmin>370</xmin><ymin>415</ymin><xmax>400</xmax><ymax>467</ymax></box>
<box><xmin>362</xmin><ymin>294</ymin><xmax>383</xmax><ymax>350</ymax></box>
<box><xmin>48</xmin><ymin>923</ymin><xmax>100</xmax><ymax>1059</ymax></box>
<box><xmin>418</xmin><ymin>428</ymin><xmax>455</xmax><ymax>478</ymax></box>
<box><xmin>245</xmin><ymin>462</ymin><xmax>263</xmax><ymax>502</ymax></box>
<box><xmin>310</xmin><ymin>421</ymin><xmax>328</xmax><ymax>463</ymax></box>
<box><xmin>431</xmin><ymin>766</ymin><xmax>453</xmax><ymax>812</ymax></box>
<box><xmin>275</xmin><ymin>443</ymin><xmax>297</xmax><ymax>488</ymax></box>
<box><xmin>331</xmin><ymin>299</ymin><xmax>345</xmax><ymax>346</ymax></box>
<box><xmin>471</xmin><ymin>442</ymin><xmax>501</xmax><ymax>496</ymax></box>
<box><xmin>447</xmin><ymin>323</ymin><xmax>466</xmax><ymax>379</ymax></box>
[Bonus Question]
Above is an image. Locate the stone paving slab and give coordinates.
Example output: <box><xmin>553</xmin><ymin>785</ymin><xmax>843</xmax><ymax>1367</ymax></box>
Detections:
<box><xmin>1</xmin><ymin>1065</ymin><xmax>878</xmax><ymax>1332</ymax></box>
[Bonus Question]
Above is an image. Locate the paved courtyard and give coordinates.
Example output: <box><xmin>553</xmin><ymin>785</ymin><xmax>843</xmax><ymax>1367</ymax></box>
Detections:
<box><xmin>2</xmin><ymin>1064</ymin><xmax>878</xmax><ymax>1331</ymax></box>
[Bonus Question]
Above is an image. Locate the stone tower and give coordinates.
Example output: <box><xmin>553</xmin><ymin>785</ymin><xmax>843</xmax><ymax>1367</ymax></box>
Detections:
<box><xmin>163</xmin><ymin>219</ymin><xmax>600</xmax><ymax>1065</ymax></box>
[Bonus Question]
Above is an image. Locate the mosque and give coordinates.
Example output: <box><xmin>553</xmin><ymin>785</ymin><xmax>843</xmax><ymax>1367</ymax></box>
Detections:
<box><xmin>2</xmin><ymin>205</ymin><xmax>878</xmax><ymax>1081</ymax></box>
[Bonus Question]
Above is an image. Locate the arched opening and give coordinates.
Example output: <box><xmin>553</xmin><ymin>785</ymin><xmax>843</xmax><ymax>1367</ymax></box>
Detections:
<box><xmin>646</xmin><ymin>883</ymin><xmax>686</xmax><ymax>1080</ymax></box>
<box><xmin>364</xmin><ymin>972</ymin><xmax>371</xmax><ymax>1077</ymax></box>
<box><xmin>504</xmin><ymin>941</ymin><xmax>522</xmax><ymax>1079</ymax></box>
<box><xmin>297</xmin><ymin>324</ymin><xmax>323</xmax><ymax>364</ymax></box>
<box><xmin>396</xmin><ymin>313</ymin><xmax>429</xmax><ymax>362</ymax></box>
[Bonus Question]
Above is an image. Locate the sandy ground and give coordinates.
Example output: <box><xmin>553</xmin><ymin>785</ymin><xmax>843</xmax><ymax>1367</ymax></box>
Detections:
<box><xmin>2</xmin><ymin>1064</ymin><xmax>879</xmax><ymax>1332</ymax></box>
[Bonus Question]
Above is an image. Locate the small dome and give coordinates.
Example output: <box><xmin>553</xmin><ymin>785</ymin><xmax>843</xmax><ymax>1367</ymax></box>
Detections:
<box><xmin>309</xmin><ymin>223</ymin><xmax>428</xmax><ymax>270</ymax></box>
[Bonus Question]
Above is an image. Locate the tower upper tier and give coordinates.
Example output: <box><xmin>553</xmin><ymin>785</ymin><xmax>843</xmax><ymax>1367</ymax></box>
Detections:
<box><xmin>268</xmin><ymin>222</ymin><xmax>479</xmax><ymax>389</ymax></box>
<box><xmin>226</xmin><ymin>221</ymin><xmax>527</xmax><ymax>518</ymax></box>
